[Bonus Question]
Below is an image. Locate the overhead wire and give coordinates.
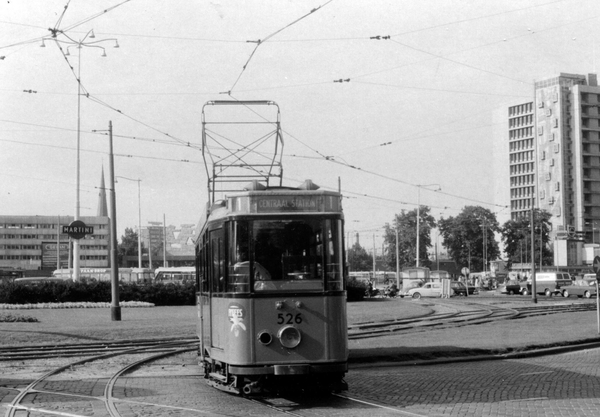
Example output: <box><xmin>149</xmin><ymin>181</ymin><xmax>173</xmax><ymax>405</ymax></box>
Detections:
<box><xmin>224</xmin><ymin>0</ymin><xmax>333</xmax><ymax>94</ymax></box>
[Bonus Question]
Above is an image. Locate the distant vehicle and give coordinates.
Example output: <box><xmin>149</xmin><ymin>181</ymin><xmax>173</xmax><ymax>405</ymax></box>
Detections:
<box><xmin>498</xmin><ymin>280</ymin><xmax>523</xmax><ymax>295</ymax></box>
<box><xmin>406</xmin><ymin>282</ymin><xmax>442</xmax><ymax>299</ymax></box>
<box><xmin>14</xmin><ymin>276</ymin><xmax>70</xmax><ymax>285</ymax></box>
<box><xmin>53</xmin><ymin>268</ymin><xmax>153</xmax><ymax>284</ymax></box>
<box><xmin>521</xmin><ymin>272</ymin><xmax>572</xmax><ymax>296</ymax></box>
<box><xmin>450</xmin><ymin>281</ymin><xmax>467</xmax><ymax>296</ymax></box>
<box><xmin>560</xmin><ymin>279</ymin><xmax>598</xmax><ymax>298</ymax></box>
<box><xmin>154</xmin><ymin>266</ymin><xmax>195</xmax><ymax>284</ymax></box>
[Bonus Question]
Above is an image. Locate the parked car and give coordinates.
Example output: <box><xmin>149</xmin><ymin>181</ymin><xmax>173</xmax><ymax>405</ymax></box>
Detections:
<box><xmin>450</xmin><ymin>281</ymin><xmax>467</xmax><ymax>296</ymax></box>
<box><xmin>560</xmin><ymin>279</ymin><xmax>598</xmax><ymax>298</ymax></box>
<box><xmin>498</xmin><ymin>279</ymin><xmax>523</xmax><ymax>295</ymax></box>
<box><xmin>405</xmin><ymin>282</ymin><xmax>442</xmax><ymax>299</ymax></box>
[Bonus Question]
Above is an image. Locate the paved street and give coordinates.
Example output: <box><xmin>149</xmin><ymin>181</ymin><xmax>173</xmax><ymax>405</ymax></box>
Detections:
<box><xmin>347</xmin><ymin>347</ymin><xmax>600</xmax><ymax>416</ymax></box>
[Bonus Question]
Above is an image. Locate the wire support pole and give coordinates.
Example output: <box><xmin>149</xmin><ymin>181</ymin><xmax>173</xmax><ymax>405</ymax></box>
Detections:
<box><xmin>108</xmin><ymin>121</ymin><xmax>121</xmax><ymax>321</ymax></box>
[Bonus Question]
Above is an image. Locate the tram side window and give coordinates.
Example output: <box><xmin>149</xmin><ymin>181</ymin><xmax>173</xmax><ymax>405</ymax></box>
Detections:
<box><xmin>228</xmin><ymin>221</ymin><xmax>250</xmax><ymax>293</ymax></box>
<box><xmin>197</xmin><ymin>240</ymin><xmax>209</xmax><ymax>293</ymax></box>
<box><xmin>324</xmin><ymin>219</ymin><xmax>344</xmax><ymax>291</ymax></box>
<box><xmin>210</xmin><ymin>228</ymin><xmax>226</xmax><ymax>293</ymax></box>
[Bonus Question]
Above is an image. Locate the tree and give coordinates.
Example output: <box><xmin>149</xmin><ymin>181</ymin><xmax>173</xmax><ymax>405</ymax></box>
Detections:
<box><xmin>117</xmin><ymin>228</ymin><xmax>144</xmax><ymax>266</ymax></box>
<box><xmin>347</xmin><ymin>241</ymin><xmax>373</xmax><ymax>271</ymax></box>
<box><xmin>383</xmin><ymin>206</ymin><xmax>436</xmax><ymax>270</ymax></box>
<box><xmin>501</xmin><ymin>209</ymin><xmax>552</xmax><ymax>268</ymax></box>
<box><xmin>438</xmin><ymin>206</ymin><xmax>500</xmax><ymax>272</ymax></box>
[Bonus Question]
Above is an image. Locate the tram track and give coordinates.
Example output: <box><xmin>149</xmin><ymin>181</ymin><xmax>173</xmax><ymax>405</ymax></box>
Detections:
<box><xmin>4</xmin><ymin>339</ymin><xmax>198</xmax><ymax>417</ymax></box>
<box><xmin>348</xmin><ymin>299</ymin><xmax>597</xmax><ymax>340</ymax></box>
<box><xmin>0</xmin><ymin>336</ymin><xmax>198</xmax><ymax>361</ymax></box>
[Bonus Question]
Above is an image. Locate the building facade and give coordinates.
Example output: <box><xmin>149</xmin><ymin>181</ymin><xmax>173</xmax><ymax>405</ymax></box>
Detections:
<box><xmin>0</xmin><ymin>215</ymin><xmax>110</xmax><ymax>271</ymax></box>
<box><xmin>506</xmin><ymin>73</ymin><xmax>600</xmax><ymax>244</ymax></box>
<box><xmin>508</xmin><ymin>101</ymin><xmax>536</xmax><ymax>219</ymax></box>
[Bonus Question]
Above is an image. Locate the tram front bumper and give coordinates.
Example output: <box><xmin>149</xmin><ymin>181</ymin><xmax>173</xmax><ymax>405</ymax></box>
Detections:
<box><xmin>229</xmin><ymin>362</ymin><xmax>347</xmax><ymax>376</ymax></box>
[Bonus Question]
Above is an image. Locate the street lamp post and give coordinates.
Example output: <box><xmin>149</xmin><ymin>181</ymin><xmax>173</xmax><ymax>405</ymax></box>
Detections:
<box><xmin>415</xmin><ymin>184</ymin><xmax>441</xmax><ymax>267</ymax></box>
<box><xmin>44</xmin><ymin>30</ymin><xmax>119</xmax><ymax>281</ymax></box>
<box><xmin>116</xmin><ymin>176</ymin><xmax>142</xmax><ymax>268</ymax></box>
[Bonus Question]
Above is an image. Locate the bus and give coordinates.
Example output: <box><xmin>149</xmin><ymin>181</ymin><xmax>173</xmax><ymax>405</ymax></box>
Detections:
<box><xmin>154</xmin><ymin>266</ymin><xmax>195</xmax><ymax>284</ymax></box>
<box><xmin>52</xmin><ymin>268</ymin><xmax>153</xmax><ymax>284</ymax></box>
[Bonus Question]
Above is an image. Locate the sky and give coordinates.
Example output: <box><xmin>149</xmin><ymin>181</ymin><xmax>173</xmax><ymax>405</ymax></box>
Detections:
<box><xmin>1</xmin><ymin>0</ymin><xmax>599</xmax><ymax>250</ymax></box>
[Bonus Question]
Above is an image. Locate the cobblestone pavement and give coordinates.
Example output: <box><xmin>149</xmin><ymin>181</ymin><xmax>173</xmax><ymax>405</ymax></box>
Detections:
<box><xmin>346</xmin><ymin>348</ymin><xmax>600</xmax><ymax>416</ymax></box>
<box><xmin>4</xmin><ymin>348</ymin><xmax>600</xmax><ymax>416</ymax></box>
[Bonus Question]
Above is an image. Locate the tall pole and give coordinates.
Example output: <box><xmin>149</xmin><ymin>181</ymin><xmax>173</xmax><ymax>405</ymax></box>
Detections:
<box><xmin>395</xmin><ymin>226</ymin><xmax>400</xmax><ymax>288</ymax></box>
<box><xmin>531</xmin><ymin>196</ymin><xmax>537</xmax><ymax>304</ymax></box>
<box><xmin>108</xmin><ymin>121</ymin><xmax>121</xmax><ymax>321</ymax></box>
<box><xmin>137</xmin><ymin>180</ymin><xmax>142</xmax><ymax>268</ymax></box>
<box><xmin>73</xmin><ymin>46</ymin><xmax>82</xmax><ymax>282</ymax></box>
<box><xmin>416</xmin><ymin>187</ymin><xmax>420</xmax><ymax>267</ymax></box>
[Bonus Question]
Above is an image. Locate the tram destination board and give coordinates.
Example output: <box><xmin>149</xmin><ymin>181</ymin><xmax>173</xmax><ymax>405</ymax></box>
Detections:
<box><xmin>62</xmin><ymin>220</ymin><xmax>94</xmax><ymax>240</ymax></box>
<box><xmin>253</xmin><ymin>194</ymin><xmax>340</xmax><ymax>213</ymax></box>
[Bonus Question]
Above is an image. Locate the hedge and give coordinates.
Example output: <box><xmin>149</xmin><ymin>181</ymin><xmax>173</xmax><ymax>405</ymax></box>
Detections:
<box><xmin>0</xmin><ymin>279</ymin><xmax>367</xmax><ymax>306</ymax></box>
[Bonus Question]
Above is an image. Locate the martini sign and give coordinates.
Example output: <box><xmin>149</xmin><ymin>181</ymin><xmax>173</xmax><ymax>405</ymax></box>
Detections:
<box><xmin>62</xmin><ymin>220</ymin><xmax>94</xmax><ymax>240</ymax></box>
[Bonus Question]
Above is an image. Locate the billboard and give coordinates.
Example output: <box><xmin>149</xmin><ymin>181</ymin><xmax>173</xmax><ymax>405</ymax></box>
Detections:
<box><xmin>41</xmin><ymin>241</ymin><xmax>69</xmax><ymax>270</ymax></box>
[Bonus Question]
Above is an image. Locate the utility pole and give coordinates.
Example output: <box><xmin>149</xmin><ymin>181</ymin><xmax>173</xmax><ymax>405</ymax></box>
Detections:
<box><xmin>531</xmin><ymin>196</ymin><xmax>537</xmax><ymax>304</ymax></box>
<box><xmin>108</xmin><ymin>121</ymin><xmax>121</xmax><ymax>321</ymax></box>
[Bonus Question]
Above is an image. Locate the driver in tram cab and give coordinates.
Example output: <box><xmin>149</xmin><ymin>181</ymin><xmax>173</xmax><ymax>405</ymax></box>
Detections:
<box><xmin>233</xmin><ymin>247</ymin><xmax>274</xmax><ymax>290</ymax></box>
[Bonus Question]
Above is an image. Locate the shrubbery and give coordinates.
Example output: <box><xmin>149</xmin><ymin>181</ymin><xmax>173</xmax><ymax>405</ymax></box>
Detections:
<box><xmin>0</xmin><ymin>281</ymin><xmax>196</xmax><ymax>307</ymax></box>
<box><xmin>0</xmin><ymin>279</ymin><xmax>366</xmax><ymax>306</ymax></box>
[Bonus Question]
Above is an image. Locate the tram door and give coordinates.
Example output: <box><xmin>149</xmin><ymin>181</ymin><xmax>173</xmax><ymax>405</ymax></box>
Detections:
<box><xmin>209</xmin><ymin>228</ymin><xmax>225</xmax><ymax>350</ymax></box>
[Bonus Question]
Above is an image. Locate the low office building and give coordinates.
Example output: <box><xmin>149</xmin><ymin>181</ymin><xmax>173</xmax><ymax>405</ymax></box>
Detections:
<box><xmin>0</xmin><ymin>215</ymin><xmax>110</xmax><ymax>271</ymax></box>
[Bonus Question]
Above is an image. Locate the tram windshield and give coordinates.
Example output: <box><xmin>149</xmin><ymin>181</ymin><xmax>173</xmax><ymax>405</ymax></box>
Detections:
<box><xmin>227</xmin><ymin>218</ymin><xmax>344</xmax><ymax>293</ymax></box>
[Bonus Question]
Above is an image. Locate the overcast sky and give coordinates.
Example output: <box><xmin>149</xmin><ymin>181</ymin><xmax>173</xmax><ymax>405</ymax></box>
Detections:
<box><xmin>1</xmin><ymin>0</ymin><xmax>599</xmax><ymax>247</ymax></box>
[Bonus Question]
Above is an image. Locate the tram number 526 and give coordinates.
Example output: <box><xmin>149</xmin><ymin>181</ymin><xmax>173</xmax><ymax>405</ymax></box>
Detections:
<box><xmin>277</xmin><ymin>313</ymin><xmax>303</xmax><ymax>324</ymax></box>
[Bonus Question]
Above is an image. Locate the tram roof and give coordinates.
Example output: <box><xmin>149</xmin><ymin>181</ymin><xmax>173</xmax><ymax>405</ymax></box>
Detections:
<box><xmin>196</xmin><ymin>180</ymin><xmax>343</xmax><ymax>235</ymax></box>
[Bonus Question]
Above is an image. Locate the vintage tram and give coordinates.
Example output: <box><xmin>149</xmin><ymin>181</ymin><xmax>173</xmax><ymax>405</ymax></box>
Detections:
<box><xmin>195</xmin><ymin>179</ymin><xmax>348</xmax><ymax>395</ymax></box>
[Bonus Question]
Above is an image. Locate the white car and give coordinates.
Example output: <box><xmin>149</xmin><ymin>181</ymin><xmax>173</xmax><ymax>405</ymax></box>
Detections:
<box><xmin>406</xmin><ymin>282</ymin><xmax>442</xmax><ymax>299</ymax></box>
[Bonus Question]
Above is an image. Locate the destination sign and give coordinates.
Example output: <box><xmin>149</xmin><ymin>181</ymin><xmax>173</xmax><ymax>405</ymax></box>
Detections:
<box><xmin>256</xmin><ymin>195</ymin><xmax>321</xmax><ymax>213</ymax></box>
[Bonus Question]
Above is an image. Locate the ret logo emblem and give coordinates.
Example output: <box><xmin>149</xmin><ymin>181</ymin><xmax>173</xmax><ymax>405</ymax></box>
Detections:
<box><xmin>228</xmin><ymin>304</ymin><xmax>247</xmax><ymax>337</ymax></box>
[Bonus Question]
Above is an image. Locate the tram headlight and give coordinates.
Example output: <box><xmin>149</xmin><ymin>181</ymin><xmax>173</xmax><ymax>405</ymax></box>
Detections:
<box><xmin>257</xmin><ymin>330</ymin><xmax>273</xmax><ymax>345</ymax></box>
<box><xmin>277</xmin><ymin>325</ymin><xmax>301</xmax><ymax>349</ymax></box>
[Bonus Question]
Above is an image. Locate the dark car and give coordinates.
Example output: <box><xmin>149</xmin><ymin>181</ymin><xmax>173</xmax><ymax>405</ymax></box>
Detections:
<box><xmin>450</xmin><ymin>281</ymin><xmax>467</xmax><ymax>296</ymax></box>
<box><xmin>499</xmin><ymin>279</ymin><xmax>523</xmax><ymax>295</ymax></box>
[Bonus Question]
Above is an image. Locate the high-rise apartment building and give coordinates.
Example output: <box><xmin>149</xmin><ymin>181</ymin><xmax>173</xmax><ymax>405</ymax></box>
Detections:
<box><xmin>505</xmin><ymin>73</ymin><xmax>600</xmax><ymax>243</ymax></box>
<box><xmin>508</xmin><ymin>101</ymin><xmax>535</xmax><ymax>219</ymax></box>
